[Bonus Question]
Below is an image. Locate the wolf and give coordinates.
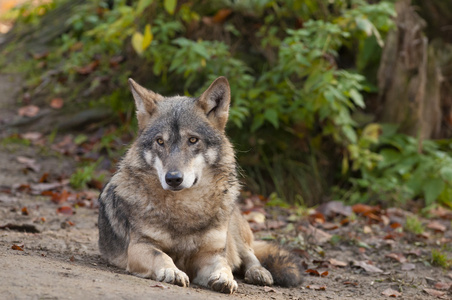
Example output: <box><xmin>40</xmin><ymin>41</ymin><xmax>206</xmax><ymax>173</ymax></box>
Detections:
<box><xmin>97</xmin><ymin>76</ymin><xmax>304</xmax><ymax>293</ymax></box>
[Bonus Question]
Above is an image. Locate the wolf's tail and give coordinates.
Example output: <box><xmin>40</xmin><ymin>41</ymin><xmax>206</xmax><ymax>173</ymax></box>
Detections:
<box><xmin>253</xmin><ymin>240</ymin><xmax>304</xmax><ymax>287</ymax></box>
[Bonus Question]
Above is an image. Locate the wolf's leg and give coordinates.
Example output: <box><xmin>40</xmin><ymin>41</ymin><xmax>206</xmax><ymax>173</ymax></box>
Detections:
<box><xmin>232</xmin><ymin>210</ymin><xmax>273</xmax><ymax>286</ymax></box>
<box><xmin>127</xmin><ymin>242</ymin><xmax>189</xmax><ymax>287</ymax></box>
<box><xmin>192</xmin><ymin>252</ymin><xmax>238</xmax><ymax>294</ymax></box>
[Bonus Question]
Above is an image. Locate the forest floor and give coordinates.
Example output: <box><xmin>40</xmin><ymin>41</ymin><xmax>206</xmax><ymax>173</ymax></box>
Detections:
<box><xmin>0</xmin><ymin>73</ymin><xmax>452</xmax><ymax>300</ymax></box>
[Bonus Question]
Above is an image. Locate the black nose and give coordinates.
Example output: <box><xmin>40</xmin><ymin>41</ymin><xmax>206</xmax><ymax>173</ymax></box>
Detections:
<box><xmin>165</xmin><ymin>171</ymin><xmax>183</xmax><ymax>188</ymax></box>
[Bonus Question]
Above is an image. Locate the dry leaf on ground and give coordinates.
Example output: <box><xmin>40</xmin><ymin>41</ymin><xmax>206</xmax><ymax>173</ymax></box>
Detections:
<box><xmin>385</xmin><ymin>253</ymin><xmax>407</xmax><ymax>263</ymax></box>
<box><xmin>329</xmin><ymin>258</ymin><xmax>347</xmax><ymax>267</ymax></box>
<box><xmin>18</xmin><ymin>105</ymin><xmax>40</xmax><ymax>117</ymax></box>
<box><xmin>352</xmin><ymin>261</ymin><xmax>383</xmax><ymax>273</ymax></box>
<box><xmin>381</xmin><ymin>288</ymin><xmax>401</xmax><ymax>297</ymax></box>
<box><xmin>306</xmin><ymin>285</ymin><xmax>326</xmax><ymax>291</ymax></box>
<box><xmin>426</xmin><ymin>221</ymin><xmax>446</xmax><ymax>233</ymax></box>
<box><xmin>423</xmin><ymin>288</ymin><xmax>446</xmax><ymax>299</ymax></box>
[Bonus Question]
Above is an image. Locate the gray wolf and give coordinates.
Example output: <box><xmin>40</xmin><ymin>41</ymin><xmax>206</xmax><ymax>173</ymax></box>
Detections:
<box><xmin>97</xmin><ymin>76</ymin><xmax>304</xmax><ymax>293</ymax></box>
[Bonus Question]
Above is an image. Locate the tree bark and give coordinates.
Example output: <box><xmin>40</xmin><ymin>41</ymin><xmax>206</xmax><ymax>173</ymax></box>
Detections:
<box><xmin>377</xmin><ymin>0</ymin><xmax>442</xmax><ymax>141</ymax></box>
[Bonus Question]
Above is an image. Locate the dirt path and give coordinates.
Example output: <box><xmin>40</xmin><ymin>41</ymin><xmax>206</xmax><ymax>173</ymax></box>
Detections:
<box><xmin>0</xmin><ymin>74</ymin><xmax>451</xmax><ymax>300</ymax></box>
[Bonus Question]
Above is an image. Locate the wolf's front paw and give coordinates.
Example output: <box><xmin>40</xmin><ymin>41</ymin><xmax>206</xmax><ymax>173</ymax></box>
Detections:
<box><xmin>156</xmin><ymin>268</ymin><xmax>190</xmax><ymax>287</ymax></box>
<box><xmin>244</xmin><ymin>265</ymin><xmax>274</xmax><ymax>286</ymax></box>
<box><xmin>208</xmin><ymin>271</ymin><xmax>238</xmax><ymax>294</ymax></box>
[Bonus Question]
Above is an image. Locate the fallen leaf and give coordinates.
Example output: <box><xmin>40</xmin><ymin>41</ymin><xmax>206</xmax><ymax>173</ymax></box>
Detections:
<box><xmin>57</xmin><ymin>206</ymin><xmax>73</xmax><ymax>215</ymax></box>
<box><xmin>321</xmin><ymin>271</ymin><xmax>328</xmax><ymax>277</ymax></box>
<box><xmin>423</xmin><ymin>288</ymin><xmax>446</xmax><ymax>298</ymax></box>
<box><xmin>50</xmin><ymin>98</ymin><xmax>64</xmax><ymax>109</ymax></box>
<box><xmin>385</xmin><ymin>253</ymin><xmax>407</xmax><ymax>263</ymax></box>
<box><xmin>305</xmin><ymin>269</ymin><xmax>320</xmax><ymax>276</ymax></box>
<box><xmin>390</xmin><ymin>222</ymin><xmax>402</xmax><ymax>229</ymax></box>
<box><xmin>39</xmin><ymin>173</ymin><xmax>49</xmax><ymax>183</ymax></box>
<box><xmin>18</xmin><ymin>105</ymin><xmax>40</xmax><ymax>117</ymax></box>
<box><xmin>306</xmin><ymin>285</ymin><xmax>326</xmax><ymax>291</ymax></box>
<box><xmin>21</xmin><ymin>207</ymin><xmax>29</xmax><ymax>215</ymax></box>
<box><xmin>428</xmin><ymin>207</ymin><xmax>452</xmax><ymax>220</ymax></box>
<box><xmin>352</xmin><ymin>204</ymin><xmax>373</xmax><ymax>214</ymax></box>
<box><xmin>263</xmin><ymin>286</ymin><xmax>278</xmax><ymax>293</ymax></box>
<box><xmin>308</xmin><ymin>212</ymin><xmax>325</xmax><ymax>224</ymax></box>
<box><xmin>401</xmin><ymin>263</ymin><xmax>415</xmax><ymax>271</ymax></box>
<box><xmin>352</xmin><ymin>261</ymin><xmax>383</xmax><ymax>273</ymax></box>
<box><xmin>11</xmin><ymin>244</ymin><xmax>24</xmax><ymax>251</ymax></box>
<box><xmin>20</xmin><ymin>132</ymin><xmax>43</xmax><ymax>141</ymax></box>
<box><xmin>321</xmin><ymin>222</ymin><xmax>339</xmax><ymax>230</ymax></box>
<box><xmin>381</xmin><ymin>288</ymin><xmax>402</xmax><ymax>297</ymax></box>
<box><xmin>427</xmin><ymin>221</ymin><xmax>446</xmax><ymax>233</ymax></box>
<box><xmin>212</xmin><ymin>9</ymin><xmax>232</xmax><ymax>23</ymax></box>
<box><xmin>32</xmin><ymin>51</ymin><xmax>49</xmax><ymax>60</ymax></box>
<box><xmin>381</xmin><ymin>215</ymin><xmax>390</xmax><ymax>226</ymax></box>
<box><xmin>343</xmin><ymin>281</ymin><xmax>358</xmax><ymax>286</ymax></box>
<box><xmin>300</xmin><ymin>224</ymin><xmax>332</xmax><ymax>244</ymax></box>
<box><xmin>150</xmin><ymin>282</ymin><xmax>169</xmax><ymax>289</ymax></box>
<box><xmin>316</xmin><ymin>201</ymin><xmax>352</xmax><ymax>218</ymax></box>
<box><xmin>363</xmin><ymin>225</ymin><xmax>372</xmax><ymax>234</ymax></box>
<box><xmin>16</xmin><ymin>156</ymin><xmax>41</xmax><ymax>172</ymax></box>
<box><xmin>76</xmin><ymin>60</ymin><xmax>99</xmax><ymax>75</ymax></box>
<box><xmin>30</xmin><ymin>180</ymin><xmax>69</xmax><ymax>192</ymax></box>
<box><xmin>243</xmin><ymin>211</ymin><xmax>265</xmax><ymax>223</ymax></box>
<box><xmin>329</xmin><ymin>258</ymin><xmax>347</xmax><ymax>267</ymax></box>
<box><xmin>447</xmin><ymin>272</ymin><xmax>452</xmax><ymax>280</ymax></box>
<box><xmin>434</xmin><ymin>282</ymin><xmax>452</xmax><ymax>290</ymax></box>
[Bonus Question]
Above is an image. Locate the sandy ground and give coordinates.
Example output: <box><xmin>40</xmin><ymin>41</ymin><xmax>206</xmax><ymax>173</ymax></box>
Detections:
<box><xmin>0</xmin><ymin>73</ymin><xmax>451</xmax><ymax>299</ymax></box>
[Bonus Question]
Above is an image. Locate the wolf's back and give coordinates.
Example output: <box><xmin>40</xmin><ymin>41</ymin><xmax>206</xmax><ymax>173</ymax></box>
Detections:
<box><xmin>253</xmin><ymin>240</ymin><xmax>304</xmax><ymax>287</ymax></box>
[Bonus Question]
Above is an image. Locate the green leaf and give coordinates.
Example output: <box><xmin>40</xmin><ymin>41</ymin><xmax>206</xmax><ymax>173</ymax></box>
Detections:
<box><xmin>423</xmin><ymin>178</ymin><xmax>445</xmax><ymax>206</ymax></box>
<box><xmin>142</xmin><ymin>24</ymin><xmax>153</xmax><ymax>50</ymax></box>
<box><xmin>440</xmin><ymin>166</ymin><xmax>452</xmax><ymax>182</ymax></box>
<box><xmin>251</xmin><ymin>114</ymin><xmax>264</xmax><ymax>132</ymax></box>
<box><xmin>342</xmin><ymin>125</ymin><xmax>357</xmax><ymax>143</ymax></box>
<box><xmin>349</xmin><ymin>89</ymin><xmax>365</xmax><ymax>108</ymax></box>
<box><xmin>131</xmin><ymin>31</ymin><xmax>144</xmax><ymax>56</ymax></box>
<box><xmin>264</xmin><ymin>109</ymin><xmax>279</xmax><ymax>128</ymax></box>
<box><xmin>164</xmin><ymin>0</ymin><xmax>177</xmax><ymax>15</ymax></box>
<box><xmin>137</xmin><ymin>0</ymin><xmax>153</xmax><ymax>14</ymax></box>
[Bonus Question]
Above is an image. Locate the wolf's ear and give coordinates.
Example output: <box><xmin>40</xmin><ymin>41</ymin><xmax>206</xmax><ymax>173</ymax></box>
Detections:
<box><xmin>128</xmin><ymin>78</ymin><xmax>163</xmax><ymax>130</ymax></box>
<box><xmin>198</xmin><ymin>76</ymin><xmax>231</xmax><ymax>131</ymax></box>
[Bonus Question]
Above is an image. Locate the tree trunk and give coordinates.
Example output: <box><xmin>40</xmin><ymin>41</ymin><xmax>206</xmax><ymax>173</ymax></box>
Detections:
<box><xmin>377</xmin><ymin>0</ymin><xmax>442</xmax><ymax>141</ymax></box>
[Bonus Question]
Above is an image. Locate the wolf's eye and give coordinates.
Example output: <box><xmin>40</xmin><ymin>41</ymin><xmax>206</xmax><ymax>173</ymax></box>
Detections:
<box><xmin>189</xmin><ymin>137</ymin><xmax>199</xmax><ymax>144</ymax></box>
<box><xmin>156</xmin><ymin>138</ymin><xmax>164</xmax><ymax>146</ymax></box>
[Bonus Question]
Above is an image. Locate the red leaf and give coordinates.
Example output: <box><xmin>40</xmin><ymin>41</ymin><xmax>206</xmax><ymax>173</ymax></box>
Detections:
<box><xmin>305</xmin><ymin>269</ymin><xmax>320</xmax><ymax>276</ymax></box>
<box><xmin>50</xmin><ymin>98</ymin><xmax>64</xmax><ymax>109</ymax></box>
<box><xmin>390</xmin><ymin>222</ymin><xmax>402</xmax><ymax>229</ymax></box>
<box><xmin>21</xmin><ymin>207</ymin><xmax>29</xmax><ymax>215</ymax></box>
<box><xmin>11</xmin><ymin>244</ymin><xmax>24</xmax><ymax>251</ymax></box>
<box><xmin>321</xmin><ymin>271</ymin><xmax>329</xmax><ymax>277</ymax></box>
<box><xmin>57</xmin><ymin>206</ymin><xmax>73</xmax><ymax>215</ymax></box>
<box><xmin>39</xmin><ymin>172</ymin><xmax>49</xmax><ymax>183</ymax></box>
<box><xmin>352</xmin><ymin>204</ymin><xmax>373</xmax><ymax>214</ymax></box>
<box><xmin>212</xmin><ymin>9</ymin><xmax>232</xmax><ymax>23</ymax></box>
<box><xmin>343</xmin><ymin>281</ymin><xmax>358</xmax><ymax>286</ymax></box>
<box><xmin>75</xmin><ymin>60</ymin><xmax>99</xmax><ymax>75</ymax></box>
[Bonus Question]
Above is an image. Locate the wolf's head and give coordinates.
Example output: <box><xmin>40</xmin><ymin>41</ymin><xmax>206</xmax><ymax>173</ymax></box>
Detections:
<box><xmin>128</xmin><ymin>77</ymin><xmax>231</xmax><ymax>192</ymax></box>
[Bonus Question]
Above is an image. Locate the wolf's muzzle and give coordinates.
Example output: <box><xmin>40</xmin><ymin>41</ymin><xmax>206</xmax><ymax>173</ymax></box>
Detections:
<box><xmin>165</xmin><ymin>171</ymin><xmax>183</xmax><ymax>188</ymax></box>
